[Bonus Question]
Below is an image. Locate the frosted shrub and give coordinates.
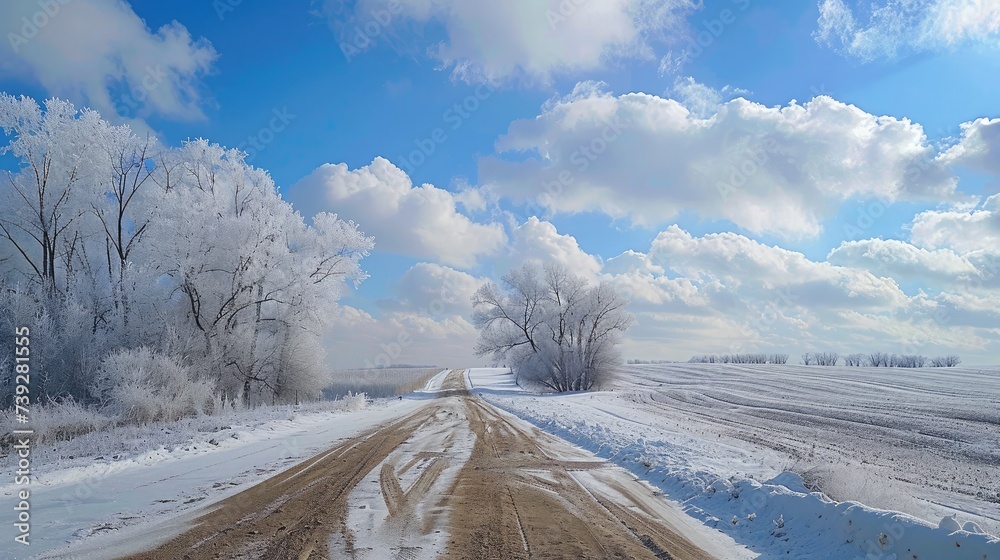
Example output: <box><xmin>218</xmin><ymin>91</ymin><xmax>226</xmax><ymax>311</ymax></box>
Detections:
<box><xmin>31</xmin><ymin>397</ymin><xmax>111</xmax><ymax>444</ymax></box>
<box><xmin>0</xmin><ymin>397</ymin><xmax>111</xmax><ymax>449</ymax></box>
<box><xmin>93</xmin><ymin>348</ymin><xmax>215</xmax><ymax>424</ymax></box>
<box><xmin>341</xmin><ymin>391</ymin><xmax>369</xmax><ymax>412</ymax></box>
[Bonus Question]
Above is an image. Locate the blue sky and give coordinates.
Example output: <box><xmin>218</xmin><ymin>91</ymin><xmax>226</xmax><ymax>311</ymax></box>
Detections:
<box><xmin>2</xmin><ymin>0</ymin><xmax>1000</xmax><ymax>366</ymax></box>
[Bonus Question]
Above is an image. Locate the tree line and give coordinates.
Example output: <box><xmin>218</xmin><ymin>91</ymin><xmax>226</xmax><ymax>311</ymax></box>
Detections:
<box><xmin>0</xmin><ymin>95</ymin><xmax>373</xmax><ymax>419</ymax></box>
<box><xmin>684</xmin><ymin>352</ymin><xmax>962</xmax><ymax>368</ymax></box>
<box><xmin>802</xmin><ymin>352</ymin><xmax>961</xmax><ymax>367</ymax></box>
<box><xmin>688</xmin><ymin>353</ymin><xmax>789</xmax><ymax>364</ymax></box>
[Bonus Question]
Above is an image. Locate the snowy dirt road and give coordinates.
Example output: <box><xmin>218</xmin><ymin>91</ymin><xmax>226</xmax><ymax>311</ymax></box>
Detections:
<box><xmin>112</xmin><ymin>370</ymin><xmax>719</xmax><ymax>559</ymax></box>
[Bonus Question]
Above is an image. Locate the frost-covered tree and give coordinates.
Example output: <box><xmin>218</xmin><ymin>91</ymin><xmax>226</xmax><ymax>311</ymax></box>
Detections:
<box><xmin>0</xmin><ymin>95</ymin><xmax>104</xmax><ymax>292</ymax></box>
<box><xmin>0</xmin><ymin>95</ymin><xmax>112</xmax><ymax>398</ymax></box>
<box><xmin>930</xmin><ymin>355</ymin><xmax>961</xmax><ymax>367</ymax></box>
<box><xmin>814</xmin><ymin>352</ymin><xmax>839</xmax><ymax>366</ymax></box>
<box><xmin>887</xmin><ymin>354</ymin><xmax>927</xmax><ymax>368</ymax></box>
<box><xmin>866</xmin><ymin>351</ymin><xmax>890</xmax><ymax>367</ymax></box>
<box><xmin>844</xmin><ymin>353</ymin><xmax>864</xmax><ymax>366</ymax></box>
<box><xmin>472</xmin><ymin>263</ymin><xmax>633</xmax><ymax>392</ymax></box>
<box><xmin>145</xmin><ymin>139</ymin><xmax>373</xmax><ymax>406</ymax></box>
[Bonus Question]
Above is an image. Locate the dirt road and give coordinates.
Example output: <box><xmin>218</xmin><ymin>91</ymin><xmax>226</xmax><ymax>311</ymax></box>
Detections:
<box><xmin>124</xmin><ymin>370</ymin><xmax>715</xmax><ymax>559</ymax></box>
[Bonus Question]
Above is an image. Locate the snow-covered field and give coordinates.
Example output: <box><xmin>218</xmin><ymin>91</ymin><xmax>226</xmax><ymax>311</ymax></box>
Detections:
<box><xmin>0</xmin><ymin>369</ymin><xmax>453</xmax><ymax>560</ymax></box>
<box><xmin>470</xmin><ymin>365</ymin><xmax>1000</xmax><ymax>559</ymax></box>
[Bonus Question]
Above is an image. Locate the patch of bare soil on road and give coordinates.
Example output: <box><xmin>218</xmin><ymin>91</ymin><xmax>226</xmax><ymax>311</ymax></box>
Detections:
<box><xmin>123</xmin><ymin>370</ymin><xmax>715</xmax><ymax>560</ymax></box>
<box><xmin>121</xmin><ymin>406</ymin><xmax>436</xmax><ymax>560</ymax></box>
<box><xmin>446</xmin><ymin>397</ymin><xmax>714</xmax><ymax>560</ymax></box>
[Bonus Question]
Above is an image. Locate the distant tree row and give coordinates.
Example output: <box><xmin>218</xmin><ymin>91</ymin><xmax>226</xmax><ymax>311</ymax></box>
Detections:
<box><xmin>801</xmin><ymin>352</ymin><xmax>841</xmax><ymax>366</ymax></box>
<box><xmin>930</xmin><ymin>355</ymin><xmax>963</xmax><ymax>367</ymax></box>
<box><xmin>682</xmin><ymin>351</ymin><xmax>963</xmax><ymax>368</ymax></box>
<box><xmin>627</xmin><ymin>359</ymin><xmax>675</xmax><ymax>364</ymax></box>
<box><xmin>688</xmin><ymin>353</ymin><xmax>789</xmax><ymax>364</ymax></box>
<box><xmin>805</xmin><ymin>352</ymin><xmax>961</xmax><ymax>368</ymax></box>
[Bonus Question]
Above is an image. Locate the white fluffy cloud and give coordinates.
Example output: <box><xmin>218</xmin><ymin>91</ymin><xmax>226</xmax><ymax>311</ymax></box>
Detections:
<box><xmin>815</xmin><ymin>0</ymin><xmax>1000</xmax><ymax>61</ymax></box>
<box><xmin>603</xmin><ymin>249</ymin><xmax>665</xmax><ymax>276</ymax></box>
<box><xmin>670</xmin><ymin>77</ymin><xmax>749</xmax><ymax>118</ymax></box>
<box><xmin>480</xmin><ymin>83</ymin><xmax>958</xmax><ymax>237</ymax></box>
<box><xmin>909</xmin><ymin>194</ymin><xmax>1000</xmax><ymax>253</ymax></box>
<box><xmin>647</xmin><ymin>226</ymin><xmax>909</xmax><ymax>309</ymax></box>
<box><xmin>378</xmin><ymin>262</ymin><xmax>486</xmax><ymax>317</ymax></box>
<box><xmin>827</xmin><ymin>238</ymin><xmax>980</xmax><ymax>286</ymax></box>
<box><xmin>325</xmin><ymin>0</ymin><xmax>696</xmax><ymax>84</ymax></box>
<box><xmin>325</xmin><ymin>263</ymin><xmax>487</xmax><ymax>368</ymax></box>
<box><xmin>1</xmin><ymin>0</ymin><xmax>217</xmax><ymax>127</ymax></box>
<box><xmin>939</xmin><ymin>118</ymin><xmax>1000</xmax><ymax>174</ymax></box>
<box><xmin>290</xmin><ymin>157</ymin><xmax>507</xmax><ymax>268</ymax></box>
<box><xmin>501</xmin><ymin>217</ymin><xmax>603</xmax><ymax>278</ymax></box>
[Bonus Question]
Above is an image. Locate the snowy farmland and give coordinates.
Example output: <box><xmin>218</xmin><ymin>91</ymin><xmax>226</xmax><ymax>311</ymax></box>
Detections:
<box><xmin>471</xmin><ymin>365</ymin><xmax>1000</xmax><ymax>559</ymax></box>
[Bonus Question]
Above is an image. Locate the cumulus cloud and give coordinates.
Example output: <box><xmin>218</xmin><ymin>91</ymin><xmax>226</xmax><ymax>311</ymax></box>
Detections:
<box><xmin>603</xmin><ymin>249</ymin><xmax>665</xmax><ymax>276</ymax></box>
<box><xmin>647</xmin><ymin>226</ymin><xmax>909</xmax><ymax>309</ymax></box>
<box><xmin>939</xmin><ymin>117</ymin><xmax>1000</xmax><ymax>174</ymax></box>
<box><xmin>290</xmin><ymin>157</ymin><xmax>507</xmax><ymax>268</ymax></box>
<box><xmin>480</xmin><ymin>83</ymin><xmax>958</xmax><ymax>237</ymax></box>
<box><xmin>670</xmin><ymin>77</ymin><xmax>749</xmax><ymax>118</ymax></box>
<box><xmin>0</xmin><ymin>0</ymin><xmax>217</xmax><ymax>127</ymax></box>
<box><xmin>328</xmin><ymin>219</ymin><xmax>601</xmax><ymax>369</ymax></box>
<box><xmin>378</xmin><ymin>262</ymin><xmax>486</xmax><ymax>318</ymax></box>
<box><xmin>500</xmin><ymin>217</ymin><xmax>603</xmax><ymax>278</ymax></box>
<box><xmin>909</xmin><ymin>194</ymin><xmax>1000</xmax><ymax>253</ymax></box>
<box><xmin>325</xmin><ymin>264</ymin><xmax>487</xmax><ymax>368</ymax></box>
<box><xmin>827</xmin><ymin>238</ymin><xmax>980</xmax><ymax>286</ymax></box>
<box><xmin>814</xmin><ymin>0</ymin><xmax>1000</xmax><ymax>61</ymax></box>
<box><xmin>323</xmin><ymin>0</ymin><xmax>697</xmax><ymax>84</ymax></box>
